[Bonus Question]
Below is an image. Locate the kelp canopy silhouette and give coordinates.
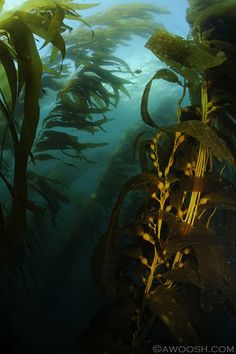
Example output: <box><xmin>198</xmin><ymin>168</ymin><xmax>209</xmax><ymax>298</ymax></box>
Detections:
<box><xmin>0</xmin><ymin>0</ymin><xmax>100</xmax><ymax>265</ymax></box>
<box><xmin>35</xmin><ymin>3</ymin><xmax>168</xmax><ymax>166</ymax></box>
<box><xmin>0</xmin><ymin>0</ymin><xmax>168</xmax><ymax>268</ymax></box>
<box><xmin>84</xmin><ymin>0</ymin><xmax>236</xmax><ymax>352</ymax></box>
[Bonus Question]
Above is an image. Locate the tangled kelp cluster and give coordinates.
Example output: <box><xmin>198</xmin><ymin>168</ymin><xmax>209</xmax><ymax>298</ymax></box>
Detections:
<box><xmin>83</xmin><ymin>0</ymin><xmax>236</xmax><ymax>352</ymax></box>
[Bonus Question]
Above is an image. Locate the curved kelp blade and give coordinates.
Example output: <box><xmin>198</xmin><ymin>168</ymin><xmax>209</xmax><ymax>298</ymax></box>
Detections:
<box><xmin>165</xmin><ymin>120</ymin><xmax>234</xmax><ymax>164</ymax></box>
<box><xmin>102</xmin><ymin>173</ymin><xmax>163</xmax><ymax>297</ymax></box>
<box><xmin>16</xmin><ymin>11</ymin><xmax>66</xmax><ymax>60</ymax></box>
<box><xmin>147</xmin><ymin>286</ymin><xmax>200</xmax><ymax>344</ymax></box>
<box><xmin>141</xmin><ymin>68</ymin><xmax>182</xmax><ymax>128</ymax></box>
<box><xmin>28</xmin><ymin>171</ymin><xmax>69</xmax><ymax>225</ymax></box>
<box><xmin>162</xmin><ymin>261</ymin><xmax>202</xmax><ymax>288</ymax></box>
<box><xmin>33</xmin><ymin>153</ymin><xmax>79</xmax><ymax>170</ymax></box>
<box><xmin>40</xmin><ymin>5</ymin><xmax>65</xmax><ymax>51</ymax></box>
<box><xmin>108</xmin><ymin>173</ymin><xmax>164</xmax><ymax>234</ymax></box>
<box><xmin>18</xmin><ymin>0</ymin><xmax>99</xmax><ymax>12</ymax></box>
<box><xmin>35</xmin><ymin>130</ymin><xmax>108</xmax><ymax>161</ymax></box>
<box><xmin>164</xmin><ymin>217</ymin><xmax>219</xmax><ymax>259</ymax></box>
<box><xmin>0</xmin><ymin>40</ymin><xmax>17</xmax><ymax>112</ymax></box>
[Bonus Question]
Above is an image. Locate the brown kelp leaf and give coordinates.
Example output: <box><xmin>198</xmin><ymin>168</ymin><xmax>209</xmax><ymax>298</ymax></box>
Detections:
<box><xmin>155</xmin><ymin>68</ymin><xmax>182</xmax><ymax>85</ymax></box>
<box><xmin>194</xmin><ymin>244</ymin><xmax>236</xmax><ymax>306</ymax></box>
<box><xmin>165</xmin><ymin>120</ymin><xmax>234</xmax><ymax>163</ymax></box>
<box><xmin>145</xmin><ymin>29</ymin><xmax>226</xmax><ymax>78</ymax></box>
<box><xmin>164</xmin><ymin>216</ymin><xmax>218</xmax><ymax>258</ymax></box>
<box><xmin>0</xmin><ymin>40</ymin><xmax>17</xmax><ymax>111</ymax></box>
<box><xmin>108</xmin><ymin>173</ymin><xmax>163</xmax><ymax>233</ymax></box>
<box><xmin>33</xmin><ymin>153</ymin><xmax>79</xmax><ymax>169</ymax></box>
<box><xmin>175</xmin><ymin>175</ymin><xmax>236</xmax><ymax>196</ymax></box>
<box><xmin>103</xmin><ymin>173</ymin><xmax>163</xmax><ymax>298</ymax></box>
<box><xmin>35</xmin><ymin>131</ymin><xmax>107</xmax><ymax>159</ymax></box>
<box><xmin>2</xmin><ymin>17</ymin><xmax>42</xmax><ymax>155</ymax></box>
<box><xmin>18</xmin><ymin>0</ymin><xmax>99</xmax><ymax>12</ymax></box>
<box><xmin>147</xmin><ymin>286</ymin><xmax>200</xmax><ymax>344</ymax></box>
<box><xmin>16</xmin><ymin>11</ymin><xmax>66</xmax><ymax>59</ymax></box>
<box><xmin>28</xmin><ymin>171</ymin><xmax>69</xmax><ymax>225</ymax></box>
<box><xmin>193</xmin><ymin>1</ymin><xmax>236</xmax><ymax>31</ymax></box>
<box><xmin>0</xmin><ymin>0</ymin><xmax>4</xmax><ymax>13</ymax></box>
<box><xmin>200</xmin><ymin>191</ymin><xmax>236</xmax><ymax>211</ymax></box>
<box><xmin>162</xmin><ymin>261</ymin><xmax>202</xmax><ymax>287</ymax></box>
<box><xmin>41</xmin><ymin>5</ymin><xmax>65</xmax><ymax>49</ymax></box>
<box><xmin>141</xmin><ymin>68</ymin><xmax>182</xmax><ymax>128</ymax></box>
<box><xmin>138</xmin><ymin>140</ymin><xmax>150</xmax><ymax>172</ymax></box>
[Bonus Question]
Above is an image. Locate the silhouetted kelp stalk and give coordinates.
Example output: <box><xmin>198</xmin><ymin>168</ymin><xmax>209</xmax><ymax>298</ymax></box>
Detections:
<box><xmin>0</xmin><ymin>0</ymin><xmax>98</xmax><ymax>266</ymax></box>
<box><xmin>84</xmin><ymin>1</ymin><xmax>236</xmax><ymax>351</ymax></box>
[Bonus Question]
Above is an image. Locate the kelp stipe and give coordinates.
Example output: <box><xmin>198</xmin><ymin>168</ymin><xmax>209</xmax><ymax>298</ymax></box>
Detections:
<box><xmin>83</xmin><ymin>1</ymin><xmax>236</xmax><ymax>351</ymax></box>
<box><xmin>0</xmin><ymin>0</ymin><xmax>100</xmax><ymax>266</ymax></box>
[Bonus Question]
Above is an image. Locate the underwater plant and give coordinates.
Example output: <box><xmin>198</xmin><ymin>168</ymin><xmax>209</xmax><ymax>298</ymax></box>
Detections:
<box><xmin>82</xmin><ymin>0</ymin><xmax>236</xmax><ymax>351</ymax></box>
<box><xmin>34</xmin><ymin>3</ymin><xmax>169</xmax><ymax>169</ymax></box>
<box><xmin>0</xmin><ymin>0</ymin><xmax>104</xmax><ymax>265</ymax></box>
<box><xmin>0</xmin><ymin>2</ymin><xmax>171</xmax><ymax>352</ymax></box>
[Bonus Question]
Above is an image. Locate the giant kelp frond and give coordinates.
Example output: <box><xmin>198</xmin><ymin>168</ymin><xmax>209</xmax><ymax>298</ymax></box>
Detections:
<box><xmin>38</xmin><ymin>2</ymin><xmax>167</xmax><ymax>166</ymax></box>
<box><xmin>86</xmin><ymin>3</ymin><xmax>169</xmax><ymax>27</ymax></box>
<box><xmin>34</xmin><ymin>60</ymin><xmax>132</xmax><ymax>164</ymax></box>
<box><xmin>34</xmin><ymin>130</ymin><xmax>107</xmax><ymax>163</ymax></box>
<box><xmin>0</xmin><ymin>1</ymin><xmax>95</xmax><ymax>261</ymax></box>
<box><xmin>28</xmin><ymin>171</ymin><xmax>69</xmax><ymax>225</ymax></box>
<box><xmin>64</xmin><ymin>2</ymin><xmax>168</xmax><ymax>59</ymax></box>
<box><xmin>18</xmin><ymin>0</ymin><xmax>99</xmax><ymax>12</ymax></box>
<box><xmin>145</xmin><ymin>29</ymin><xmax>226</xmax><ymax>79</ymax></box>
<box><xmin>86</xmin><ymin>1</ymin><xmax>236</xmax><ymax>350</ymax></box>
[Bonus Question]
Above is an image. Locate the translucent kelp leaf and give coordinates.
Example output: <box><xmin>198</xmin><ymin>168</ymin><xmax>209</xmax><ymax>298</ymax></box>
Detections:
<box><xmin>0</xmin><ymin>41</ymin><xmax>17</xmax><ymax>111</ymax></box>
<box><xmin>0</xmin><ymin>0</ymin><xmax>4</xmax><ymax>13</ymax></box>
<box><xmin>16</xmin><ymin>11</ymin><xmax>66</xmax><ymax>59</ymax></box>
<box><xmin>1</xmin><ymin>17</ymin><xmax>42</xmax><ymax>159</ymax></box>
<box><xmin>155</xmin><ymin>68</ymin><xmax>182</xmax><ymax>84</ymax></box>
<box><xmin>145</xmin><ymin>29</ymin><xmax>226</xmax><ymax>79</ymax></box>
<box><xmin>41</xmin><ymin>5</ymin><xmax>65</xmax><ymax>50</ymax></box>
<box><xmin>141</xmin><ymin>68</ymin><xmax>182</xmax><ymax>128</ymax></box>
<box><xmin>165</xmin><ymin>120</ymin><xmax>234</xmax><ymax>163</ymax></box>
<box><xmin>147</xmin><ymin>286</ymin><xmax>200</xmax><ymax>344</ymax></box>
<box><xmin>18</xmin><ymin>0</ymin><xmax>99</xmax><ymax>12</ymax></box>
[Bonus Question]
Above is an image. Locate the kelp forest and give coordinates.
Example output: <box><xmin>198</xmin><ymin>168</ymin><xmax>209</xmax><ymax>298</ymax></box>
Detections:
<box><xmin>1</xmin><ymin>0</ymin><xmax>236</xmax><ymax>353</ymax></box>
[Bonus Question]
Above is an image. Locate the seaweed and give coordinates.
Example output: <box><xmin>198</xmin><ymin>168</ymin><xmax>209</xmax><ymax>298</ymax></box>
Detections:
<box><xmin>85</xmin><ymin>0</ymin><xmax>236</xmax><ymax>350</ymax></box>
